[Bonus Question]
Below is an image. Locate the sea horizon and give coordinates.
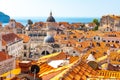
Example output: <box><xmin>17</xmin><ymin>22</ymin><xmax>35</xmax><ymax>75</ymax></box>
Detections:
<box><xmin>2</xmin><ymin>17</ymin><xmax>100</xmax><ymax>26</ymax></box>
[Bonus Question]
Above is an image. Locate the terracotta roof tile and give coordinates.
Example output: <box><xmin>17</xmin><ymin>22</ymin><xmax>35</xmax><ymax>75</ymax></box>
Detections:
<box><xmin>38</xmin><ymin>62</ymin><xmax>54</xmax><ymax>74</ymax></box>
<box><xmin>2</xmin><ymin>33</ymin><xmax>22</xmax><ymax>44</ymax></box>
<box><xmin>58</xmin><ymin>61</ymin><xmax>97</xmax><ymax>80</ymax></box>
<box><xmin>17</xmin><ymin>34</ymin><xmax>30</xmax><ymax>43</ymax></box>
<box><xmin>69</xmin><ymin>56</ymin><xmax>79</xmax><ymax>63</ymax></box>
<box><xmin>2</xmin><ymin>40</ymin><xmax>6</xmax><ymax>46</ymax></box>
<box><xmin>50</xmin><ymin>52</ymin><xmax>69</xmax><ymax>60</ymax></box>
<box><xmin>0</xmin><ymin>51</ymin><xmax>11</xmax><ymax>61</ymax></box>
<box><xmin>41</xmin><ymin>70</ymin><xmax>62</xmax><ymax>80</ymax></box>
<box><xmin>15</xmin><ymin>22</ymin><xmax>24</xmax><ymax>29</ymax></box>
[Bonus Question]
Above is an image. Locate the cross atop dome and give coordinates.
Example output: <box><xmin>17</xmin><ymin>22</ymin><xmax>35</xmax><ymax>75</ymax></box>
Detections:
<box><xmin>50</xmin><ymin>11</ymin><xmax>52</xmax><ymax>16</ymax></box>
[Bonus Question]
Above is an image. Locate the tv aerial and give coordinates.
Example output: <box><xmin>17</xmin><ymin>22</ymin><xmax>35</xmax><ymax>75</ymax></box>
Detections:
<box><xmin>30</xmin><ymin>65</ymin><xmax>40</xmax><ymax>80</ymax></box>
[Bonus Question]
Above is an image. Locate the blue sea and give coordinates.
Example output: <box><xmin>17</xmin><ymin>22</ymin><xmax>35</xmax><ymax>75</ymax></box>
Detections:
<box><xmin>3</xmin><ymin>17</ymin><xmax>100</xmax><ymax>26</ymax></box>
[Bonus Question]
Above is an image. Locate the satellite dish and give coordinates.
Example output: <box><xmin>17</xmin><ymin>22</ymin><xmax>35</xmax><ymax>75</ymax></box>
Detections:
<box><xmin>30</xmin><ymin>65</ymin><xmax>40</xmax><ymax>80</ymax></box>
<box><xmin>87</xmin><ymin>61</ymin><xmax>98</xmax><ymax>70</ymax></box>
<box><xmin>31</xmin><ymin>65</ymin><xmax>40</xmax><ymax>74</ymax></box>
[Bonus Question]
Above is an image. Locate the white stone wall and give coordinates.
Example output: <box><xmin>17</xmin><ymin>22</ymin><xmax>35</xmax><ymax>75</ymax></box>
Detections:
<box><xmin>7</xmin><ymin>40</ymin><xmax>23</xmax><ymax>57</ymax></box>
<box><xmin>102</xmin><ymin>37</ymin><xmax>120</xmax><ymax>43</ymax></box>
<box><xmin>62</xmin><ymin>47</ymin><xmax>80</xmax><ymax>56</ymax></box>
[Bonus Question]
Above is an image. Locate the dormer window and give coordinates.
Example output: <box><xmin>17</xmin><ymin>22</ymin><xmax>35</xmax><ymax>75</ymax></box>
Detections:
<box><xmin>73</xmin><ymin>51</ymin><xmax>76</xmax><ymax>53</ymax></box>
<box><xmin>112</xmin><ymin>41</ymin><xmax>114</xmax><ymax>43</ymax></box>
<box><xmin>103</xmin><ymin>40</ymin><xmax>106</xmax><ymax>42</ymax></box>
<box><xmin>64</xmin><ymin>37</ymin><xmax>67</xmax><ymax>40</ymax></box>
<box><xmin>98</xmin><ymin>37</ymin><xmax>100</xmax><ymax>40</ymax></box>
<box><xmin>96</xmin><ymin>42</ymin><xmax>100</xmax><ymax>46</ymax></box>
<box><xmin>66</xmin><ymin>44</ymin><xmax>68</xmax><ymax>47</ymax></box>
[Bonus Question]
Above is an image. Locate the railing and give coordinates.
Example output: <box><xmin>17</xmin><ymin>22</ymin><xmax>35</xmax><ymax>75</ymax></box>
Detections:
<box><xmin>96</xmin><ymin>70</ymin><xmax>120</xmax><ymax>79</ymax></box>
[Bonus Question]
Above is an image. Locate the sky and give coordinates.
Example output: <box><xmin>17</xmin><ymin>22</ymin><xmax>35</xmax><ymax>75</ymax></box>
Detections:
<box><xmin>0</xmin><ymin>0</ymin><xmax>120</xmax><ymax>18</ymax></box>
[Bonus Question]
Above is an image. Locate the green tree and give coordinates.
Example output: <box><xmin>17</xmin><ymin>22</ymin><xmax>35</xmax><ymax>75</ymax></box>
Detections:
<box><xmin>93</xmin><ymin>26</ymin><xmax>98</xmax><ymax>31</ymax></box>
<box><xmin>93</xmin><ymin>18</ymin><xmax>100</xmax><ymax>31</ymax></box>
<box><xmin>93</xmin><ymin>18</ymin><xmax>99</xmax><ymax>26</ymax></box>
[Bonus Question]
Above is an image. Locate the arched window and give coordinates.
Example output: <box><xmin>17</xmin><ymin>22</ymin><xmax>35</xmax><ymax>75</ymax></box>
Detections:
<box><xmin>41</xmin><ymin>51</ymin><xmax>50</xmax><ymax>55</ymax></box>
<box><xmin>24</xmin><ymin>52</ymin><xmax>27</xmax><ymax>57</ymax></box>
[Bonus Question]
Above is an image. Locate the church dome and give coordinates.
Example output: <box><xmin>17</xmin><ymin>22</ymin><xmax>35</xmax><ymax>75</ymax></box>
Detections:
<box><xmin>46</xmin><ymin>12</ymin><xmax>56</xmax><ymax>22</ymax></box>
<box><xmin>44</xmin><ymin>35</ymin><xmax>55</xmax><ymax>43</ymax></box>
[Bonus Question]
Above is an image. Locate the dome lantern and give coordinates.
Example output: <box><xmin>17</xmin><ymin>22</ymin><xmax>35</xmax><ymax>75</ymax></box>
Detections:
<box><xmin>46</xmin><ymin>11</ymin><xmax>56</xmax><ymax>22</ymax></box>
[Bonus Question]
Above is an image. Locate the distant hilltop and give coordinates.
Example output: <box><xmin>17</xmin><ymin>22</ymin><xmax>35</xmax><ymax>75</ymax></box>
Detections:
<box><xmin>0</xmin><ymin>12</ymin><xmax>10</xmax><ymax>23</ymax></box>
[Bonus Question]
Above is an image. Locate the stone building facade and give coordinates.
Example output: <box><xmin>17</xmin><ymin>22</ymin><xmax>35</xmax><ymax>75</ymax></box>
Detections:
<box><xmin>100</xmin><ymin>15</ymin><xmax>120</xmax><ymax>31</ymax></box>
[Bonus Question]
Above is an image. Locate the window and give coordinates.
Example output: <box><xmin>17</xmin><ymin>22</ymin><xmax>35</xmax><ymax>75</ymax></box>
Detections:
<box><xmin>116</xmin><ymin>41</ymin><xmax>119</xmax><ymax>43</ymax></box>
<box><xmin>24</xmin><ymin>53</ymin><xmax>27</xmax><ymax>57</ymax></box>
<box><xmin>70</xmin><ymin>44</ymin><xmax>72</xmax><ymax>47</ymax></box>
<box><xmin>43</xmin><ymin>33</ymin><xmax>46</xmax><ymax>36</ymax></box>
<box><xmin>24</xmin><ymin>45</ymin><xmax>27</xmax><ymax>50</ymax></box>
<box><xmin>112</xmin><ymin>41</ymin><xmax>114</xmax><ymax>43</ymax></box>
<box><xmin>38</xmin><ymin>33</ymin><xmax>42</xmax><ymax>36</ymax></box>
<box><xmin>29</xmin><ymin>52</ymin><xmax>32</xmax><ymax>58</ymax></box>
<box><xmin>110</xmin><ymin>29</ymin><xmax>112</xmax><ymax>31</ymax></box>
<box><xmin>64</xmin><ymin>37</ymin><xmax>67</xmax><ymax>40</ymax></box>
<box><xmin>98</xmin><ymin>37</ymin><xmax>100</xmax><ymax>40</ymax></box>
<box><xmin>41</xmin><ymin>51</ymin><xmax>50</xmax><ymax>55</ymax></box>
<box><xmin>73</xmin><ymin>51</ymin><xmax>76</xmax><ymax>53</ymax></box>
<box><xmin>103</xmin><ymin>40</ymin><xmax>106</xmax><ymax>42</ymax></box>
<box><xmin>66</xmin><ymin>44</ymin><xmax>68</xmax><ymax>47</ymax></box>
<box><xmin>73</xmin><ymin>36</ymin><xmax>76</xmax><ymax>38</ymax></box>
